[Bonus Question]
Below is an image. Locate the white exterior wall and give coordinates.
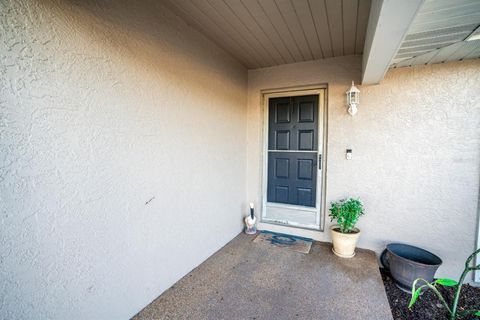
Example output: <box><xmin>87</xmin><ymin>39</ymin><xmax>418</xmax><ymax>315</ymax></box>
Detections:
<box><xmin>0</xmin><ymin>1</ymin><xmax>246</xmax><ymax>319</ymax></box>
<box><xmin>247</xmin><ymin>56</ymin><xmax>480</xmax><ymax>281</ymax></box>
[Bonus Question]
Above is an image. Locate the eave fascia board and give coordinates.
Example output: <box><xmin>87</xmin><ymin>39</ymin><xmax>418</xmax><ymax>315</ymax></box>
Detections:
<box><xmin>361</xmin><ymin>0</ymin><xmax>425</xmax><ymax>85</ymax></box>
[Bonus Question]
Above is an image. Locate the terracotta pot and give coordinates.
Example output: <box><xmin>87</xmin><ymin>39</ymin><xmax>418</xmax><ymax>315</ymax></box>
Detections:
<box><xmin>330</xmin><ymin>224</ymin><xmax>361</xmax><ymax>258</ymax></box>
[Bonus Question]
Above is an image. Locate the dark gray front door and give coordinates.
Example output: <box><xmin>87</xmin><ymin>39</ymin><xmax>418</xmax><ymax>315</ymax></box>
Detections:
<box><xmin>267</xmin><ymin>95</ymin><xmax>319</xmax><ymax>207</ymax></box>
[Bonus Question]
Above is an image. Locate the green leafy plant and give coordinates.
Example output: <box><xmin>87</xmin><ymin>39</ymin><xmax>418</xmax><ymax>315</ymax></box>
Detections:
<box><xmin>329</xmin><ymin>198</ymin><xmax>364</xmax><ymax>233</ymax></box>
<box><xmin>408</xmin><ymin>248</ymin><xmax>480</xmax><ymax>320</ymax></box>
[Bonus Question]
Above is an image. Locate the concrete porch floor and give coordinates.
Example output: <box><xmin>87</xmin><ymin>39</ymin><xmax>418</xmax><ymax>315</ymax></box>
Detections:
<box><xmin>133</xmin><ymin>233</ymin><xmax>393</xmax><ymax>320</ymax></box>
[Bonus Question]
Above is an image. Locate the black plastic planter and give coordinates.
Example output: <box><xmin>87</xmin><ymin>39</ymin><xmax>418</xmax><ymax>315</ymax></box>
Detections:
<box><xmin>381</xmin><ymin>243</ymin><xmax>442</xmax><ymax>293</ymax></box>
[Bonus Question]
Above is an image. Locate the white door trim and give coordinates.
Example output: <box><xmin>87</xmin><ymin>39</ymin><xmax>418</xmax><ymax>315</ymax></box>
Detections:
<box><xmin>259</xmin><ymin>86</ymin><xmax>327</xmax><ymax>231</ymax></box>
<box><xmin>475</xmin><ymin>183</ymin><xmax>480</xmax><ymax>283</ymax></box>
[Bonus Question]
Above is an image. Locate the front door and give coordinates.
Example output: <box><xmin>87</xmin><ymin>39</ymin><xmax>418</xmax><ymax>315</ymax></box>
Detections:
<box><xmin>263</xmin><ymin>91</ymin><xmax>324</xmax><ymax>230</ymax></box>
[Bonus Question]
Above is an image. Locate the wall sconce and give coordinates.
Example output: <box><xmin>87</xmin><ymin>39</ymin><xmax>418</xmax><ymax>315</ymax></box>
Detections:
<box><xmin>346</xmin><ymin>81</ymin><xmax>360</xmax><ymax>116</ymax></box>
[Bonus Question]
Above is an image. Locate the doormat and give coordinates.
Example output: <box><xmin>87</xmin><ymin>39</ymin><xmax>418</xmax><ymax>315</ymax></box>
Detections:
<box><xmin>253</xmin><ymin>231</ymin><xmax>313</xmax><ymax>254</ymax></box>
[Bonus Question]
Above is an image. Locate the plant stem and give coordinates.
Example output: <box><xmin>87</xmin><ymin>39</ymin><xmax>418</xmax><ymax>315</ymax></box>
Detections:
<box><xmin>450</xmin><ymin>268</ymin><xmax>470</xmax><ymax>320</ymax></box>
<box><xmin>429</xmin><ymin>285</ymin><xmax>452</xmax><ymax>314</ymax></box>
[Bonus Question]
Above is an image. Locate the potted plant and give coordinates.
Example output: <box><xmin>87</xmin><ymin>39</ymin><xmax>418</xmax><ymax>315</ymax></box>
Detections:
<box><xmin>329</xmin><ymin>198</ymin><xmax>364</xmax><ymax>258</ymax></box>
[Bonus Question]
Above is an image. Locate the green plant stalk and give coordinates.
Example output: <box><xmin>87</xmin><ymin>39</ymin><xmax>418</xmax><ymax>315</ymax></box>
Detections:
<box><xmin>430</xmin><ymin>285</ymin><xmax>452</xmax><ymax>315</ymax></box>
<box><xmin>449</xmin><ymin>267</ymin><xmax>470</xmax><ymax>320</ymax></box>
<box><xmin>408</xmin><ymin>249</ymin><xmax>480</xmax><ymax>319</ymax></box>
<box><xmin>450</xmin><ymin>248</ymin><xmax>480</xmax><ymax>320</ymax></box>
<box><xmin>410</xmin><ymin>280</ymin><xmax>452</xmax><ymax>314</ymax></box>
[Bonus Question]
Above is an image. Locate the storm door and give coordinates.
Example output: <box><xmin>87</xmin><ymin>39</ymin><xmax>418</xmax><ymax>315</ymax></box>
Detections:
<box><xmin>262</xmin><ymin>91</ymin><xmax>324</xmax><ymax>230</ymax></box>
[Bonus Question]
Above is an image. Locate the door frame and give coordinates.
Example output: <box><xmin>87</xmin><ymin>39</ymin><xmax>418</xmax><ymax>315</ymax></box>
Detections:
<box><xmin>260</xmin><ymin>85</ymin><xmax>328</xmax><ymax>231</ymax></box>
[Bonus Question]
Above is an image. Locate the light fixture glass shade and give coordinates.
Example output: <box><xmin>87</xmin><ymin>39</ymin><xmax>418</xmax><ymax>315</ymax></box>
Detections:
<box><xmin>348</xmin><ymin>105</ymin><xmax>358</xmax><ymax>116</ymax></box>
<box><xmin>346</xmin><ymin>81</ymin><xmax>360</xmax><ymax>115</ymax></box>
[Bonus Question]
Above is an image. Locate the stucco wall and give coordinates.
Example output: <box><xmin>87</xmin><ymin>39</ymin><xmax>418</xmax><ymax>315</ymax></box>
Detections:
<box><xmin>247</xmin><ymin>56</ymin><xmax>480</xmax><ymax>280</ymax></box>
<box><xmin>0</xmin><ymin>0</ymin><xmax>247</xmax><ymax>319</ymax></box>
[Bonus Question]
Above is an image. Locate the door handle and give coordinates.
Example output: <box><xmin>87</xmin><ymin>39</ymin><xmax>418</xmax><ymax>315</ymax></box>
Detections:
<box><xmin>318</xmin><ymin>154</ymin><xmax>322</xmax><ymax>170</ymax></box>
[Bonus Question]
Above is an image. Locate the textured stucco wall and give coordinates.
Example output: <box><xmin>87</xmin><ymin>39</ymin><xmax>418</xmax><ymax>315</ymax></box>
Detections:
<box><xmin>0</xmin><ymin>0</ymin><xmax>247</xmax><ymax>319</ymax></box>
<box><xmin>247</xmin><ymin>56</ymin><xmax>480</xmax><ymax>280</ymax></box>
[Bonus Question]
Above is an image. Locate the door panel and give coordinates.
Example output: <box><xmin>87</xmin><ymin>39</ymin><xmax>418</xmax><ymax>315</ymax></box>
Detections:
<box><xmin>267</xmin><ymin>152</ymin><xmax>317</xmax><ymax>207</ymax></box>
<box><xmin>266</xmin><ymin>94</ymin><xmax>319</xmax><ymax>208</ymax></box>
<box><xmin>268</xmin><ymin>96</ymin><xmax>318</xmax><ymax>151</ymax></box>
<box><xmin>298</xmin><ymin>130</ymin><xmax>314</xmax><ymax>150</ymax></box>
<box><xmin>275</xmin><ymin>130</ymin><xmax>290</xmax><ymax>150</ymax></box>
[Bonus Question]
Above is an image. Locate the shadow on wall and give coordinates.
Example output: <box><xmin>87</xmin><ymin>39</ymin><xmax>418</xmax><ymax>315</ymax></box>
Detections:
<box><xmin>37</xmin><ymin>0</ymin><xmax>247</xmax><ymax>98</ymax></box>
